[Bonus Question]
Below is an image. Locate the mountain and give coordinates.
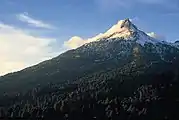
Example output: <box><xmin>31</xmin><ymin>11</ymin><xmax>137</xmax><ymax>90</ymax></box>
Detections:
<box><xmin>0</xmin><ymin>18</ymin><xmax>179</xmax><ymax>95</ymax></box>
<box><xmin>1</xmin><ymin>19</ymin><xmax>179</xmax><ymax>120</ymax></box>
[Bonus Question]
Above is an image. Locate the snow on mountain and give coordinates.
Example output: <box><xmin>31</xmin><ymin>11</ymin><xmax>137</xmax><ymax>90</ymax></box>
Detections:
<box><xmin>172</xmin><ymin>40</ymin><xmax>179</xmax><ymax>48</ymax></box>
<box><xmin>101</xmin><ymin>18</ymin><xmax>137</xmax><ymax>39</ymax></box>
<box><xmin>66</xmin><ymin>18</ymin><xmax>164</xmax><ymax>49</ymax></box>
<box><xmin>87</xmin><ymin>18</ymin><xmax>164</xmax><ymax>46</ymax></box>
<box><xmin>97</xmin><ymin>18</ymin><xmax>167</xmax><ymax>46</ymax></box>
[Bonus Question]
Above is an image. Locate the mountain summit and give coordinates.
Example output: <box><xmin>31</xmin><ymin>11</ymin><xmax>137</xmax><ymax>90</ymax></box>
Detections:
<box><xmin>99</xmin><ymin>19</ymin><xmax>163</xmax><ymax>46</ymax></box>
<box><xmin>71</xmin><ymin>19</ymin><xmax>161</xmax><ymax>48</ymax></box>
<box><xmin>101</xmin><ymin>18</ymin><xmax>138</xmax><ymax>39</ymax></box>
<box><xmin>100</xmin><ymin>19</ymin><xmax>138</xmax><ymax>38</ymax></box>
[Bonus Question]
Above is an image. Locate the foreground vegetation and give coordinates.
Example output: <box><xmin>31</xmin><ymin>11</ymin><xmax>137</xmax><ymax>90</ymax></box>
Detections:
<box><xmin>0</xmin><ymin>66</ymin><xmax>179</xmax><ymax>120</ymax></box>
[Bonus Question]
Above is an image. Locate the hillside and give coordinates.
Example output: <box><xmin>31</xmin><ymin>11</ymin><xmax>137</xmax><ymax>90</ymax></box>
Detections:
<box><xmin>0</xmin><ymin>19</ymin><xmax>179</xmax><ymax>119</ymax></box>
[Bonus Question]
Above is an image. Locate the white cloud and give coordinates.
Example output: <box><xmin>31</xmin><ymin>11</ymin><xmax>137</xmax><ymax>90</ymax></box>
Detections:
<box><xmin>64</xmin><ymin>33</ymin><xmax>107</xmax><ymax>49</ymax></box>
<box><xmin>16</xmin><ymin>13</ymin><xmax>55</xmax><ymax>29</ymax></box>
<box><xmin>0</xmin><ymin>23</ymin><xmax>58</xmax><ymax>75</ymax></box>
<box><xmin>147</xmin><ymin>32</ymin><xmax>166</xmax><ymax>41</ymax></box>
<box><xmin>64</xmin><ymin>36</ymin><xmax>86</xmax><ymax>49</ymax></box>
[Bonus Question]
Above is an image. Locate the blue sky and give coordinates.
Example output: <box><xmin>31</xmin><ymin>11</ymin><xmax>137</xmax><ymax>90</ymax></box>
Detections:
<box><xmin>0</xmin><ymin>0</ymin><xmax>179</xmax><ymax>75</ymax></box>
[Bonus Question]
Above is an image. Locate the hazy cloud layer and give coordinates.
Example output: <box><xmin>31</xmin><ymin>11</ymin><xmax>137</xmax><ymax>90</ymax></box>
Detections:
<box><xmin>0</xmin><ymin>23</ymin><xmax>57</xmax><ymax>75</ymax></box>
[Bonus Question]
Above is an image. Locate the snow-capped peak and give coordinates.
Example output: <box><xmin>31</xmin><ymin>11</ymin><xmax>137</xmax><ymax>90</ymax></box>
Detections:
<box><xmin>102</xmin><ymin>18</ymin><xmax>138</xmax><ymax>39</ymax></box>
<box><xmin>98</xmin><ymin>18</ymin><xmax>162</xmax><ymax>46</ymax></box>
<box><xmin>66</xmin><ymin>19</ymin><xmax>164</xmax><ymax>49</ymax></box>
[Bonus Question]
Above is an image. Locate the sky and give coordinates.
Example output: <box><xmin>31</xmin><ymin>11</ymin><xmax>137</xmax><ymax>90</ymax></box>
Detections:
<box><xmin>0</xmin><ymin>0</ymin><xmax>179</xmax><ymax>75</ymax></box>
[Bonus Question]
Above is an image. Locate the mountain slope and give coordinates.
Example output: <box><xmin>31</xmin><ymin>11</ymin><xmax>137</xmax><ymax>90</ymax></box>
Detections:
<box><xmin>0</xmin><ymin>19</ymin><xmax>179</xmax><ymax>95</ymax></box>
